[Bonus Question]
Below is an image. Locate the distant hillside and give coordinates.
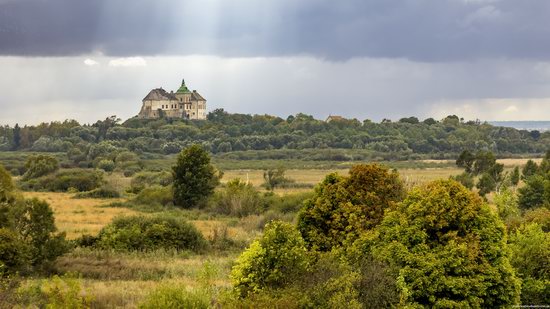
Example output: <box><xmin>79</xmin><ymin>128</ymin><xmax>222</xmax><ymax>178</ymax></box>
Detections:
<box><xmin>0</xmin><ymin>111</ymin><xmax>549</xmax><ymax>167</ymax></box>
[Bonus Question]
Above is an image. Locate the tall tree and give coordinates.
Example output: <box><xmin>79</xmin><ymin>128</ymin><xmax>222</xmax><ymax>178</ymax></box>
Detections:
<box><xmin>172</xmin><ymin>144</ymin><xmax>220</xmax><ymax>208</ymax></box>
<box><xmin>11</xmin><ymin>124</ymin><xmax>20</xmax><ymax>150</ymax></box>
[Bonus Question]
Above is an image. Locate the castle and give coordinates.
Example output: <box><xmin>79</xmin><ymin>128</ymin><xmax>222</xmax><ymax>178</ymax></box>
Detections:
<box><xmin>138</xmin><ymin>79</ymin><xmax>207</xmax><ymax>120</ymax></box>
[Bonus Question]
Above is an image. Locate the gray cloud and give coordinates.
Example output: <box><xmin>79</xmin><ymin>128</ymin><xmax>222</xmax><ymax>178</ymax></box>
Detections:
<box><xmin>1</xmin><ymin>0</ymin><xmax>550</xmax><ymax>61</ymax></box>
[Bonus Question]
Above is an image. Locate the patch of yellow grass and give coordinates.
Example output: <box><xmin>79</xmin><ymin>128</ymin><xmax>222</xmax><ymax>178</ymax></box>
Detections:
<box><xmin>23</xmin><ymin>192</ymin><xmax>135</xmax><ymax>239</ymax></box>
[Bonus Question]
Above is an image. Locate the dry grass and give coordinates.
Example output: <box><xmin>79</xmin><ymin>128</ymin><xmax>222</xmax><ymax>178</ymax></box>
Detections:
<box><xmin>22</xmin><ymin>192</ymin><xmax>135</xmax><ymax>239</ymax></box>
<box><xmin>223</xmin><ymin>167</ymin><xmax>465</xmax><ymax>194</ymax></box>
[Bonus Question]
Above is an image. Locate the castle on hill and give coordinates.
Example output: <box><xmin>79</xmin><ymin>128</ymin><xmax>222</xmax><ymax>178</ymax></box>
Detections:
<box><xmin>138</xmin><ymin>79</ymin><xmax>207</xmax><ymax>120</ymax></box>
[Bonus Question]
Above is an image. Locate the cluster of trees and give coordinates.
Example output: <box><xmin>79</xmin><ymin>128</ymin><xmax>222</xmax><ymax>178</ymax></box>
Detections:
<box><xmin>228</xmin><ymin>164</ymin><xmax>541</xmax><ymax>307</ymax></box>
<box><xmin>0</xmin><ymin>165</ymin><xmax>68</xmax><ymax>276</ymax></box>
<box><xmin>2</xmin><ymin>111</ymin><xmax>550</xmax><ymax>162</ymax></box>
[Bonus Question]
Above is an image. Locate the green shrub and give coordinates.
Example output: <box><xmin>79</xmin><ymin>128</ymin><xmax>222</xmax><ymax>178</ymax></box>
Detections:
<box><xmin>16</xmin><ymin>274</ymin><xmax>92</xmax><ymax>308</ymax></box>
<box><xmin>129</xmin><ymin>171</ymin><xmax>172</xmax><ymax>193</ymax></box>
<box><xmin>0</xmin><ymin>228</ymin><xmax>29</xmax><ymax>275</ymax></box>
<box><xmin>22</xmin><ymin>155</ymin><xmax>59</xmax><ymax>180</ymax></box>
<box><xmin>74</xmin><ymin>186</ymin><xmax>121</xmax><ymax>199</ymax></box>
<box><xmin>298</xmin><ymin>164</ymin><xmax>405</xmax><ymax>251</ymax></box>
<box><xmin>20</xmin><ymin>169</ymin><xmax>104</xmax><ymax>192</ymax></box>
<box><xmin>210</xmin><ymin>179</ymin><xmax>263</xmax><ymax>217</ymax></box>
<box><xmin>231</xmin><ymin>221</ymin><xmax>310</xmax><ymax>297</ymax></box>
<box><xmin>133</xmin><ymin>185</ymin><xmax>173</xmax><ymax>207</ymax></box>
<box><xmin>139</xmin><ymin>285</ymin><xmax>211</xmax><ymax>309</ymax></box>
<box><xmin>97</xmin><ymin>159</ymin><xmax>115</xmax><ymax>172</ymax></box>
<box><xmin>96</xmin><ymin>215</ymin><xmax>207</xmax><ymax>252</ymax></box>
<box><xmin>372</xmin><ymin>179</ymin><xmax>520</xmax><ymax>307</ymax></box>
<box><xmin>508</xmin><ymin>223</ymin><xmax>550</xmax><ymax>305</ymax></box>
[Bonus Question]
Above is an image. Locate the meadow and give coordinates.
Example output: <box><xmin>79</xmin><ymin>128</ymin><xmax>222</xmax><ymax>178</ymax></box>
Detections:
<box><xmin>4</xmin><ymin>152</ymin><xmax>542</xmax><ymax>308</ymax></box>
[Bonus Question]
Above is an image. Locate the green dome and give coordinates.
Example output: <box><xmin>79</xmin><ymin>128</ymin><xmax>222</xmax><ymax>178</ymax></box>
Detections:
<box><xmin>176</xmin><ymin>78</ymin><xmax>191</xmax><ymax>93</ymax></box>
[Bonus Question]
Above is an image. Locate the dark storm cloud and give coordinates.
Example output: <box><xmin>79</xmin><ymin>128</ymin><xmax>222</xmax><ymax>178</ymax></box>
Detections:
<box><xmin>1</xmin><ymin>0</ymin><xmax>550</xmax><ymax>61</ymax></box>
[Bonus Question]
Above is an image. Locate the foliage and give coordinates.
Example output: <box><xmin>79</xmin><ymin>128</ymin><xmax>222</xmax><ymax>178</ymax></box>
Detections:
<box><xmin>95</xmin><ymin>215</ymin><xmax>207</xmax><ymax>252</ymax></box>
<box><xmin>139</xmin><ymin>285</ymin><xmax>211</xmax><ymax>309</ymax></box>
<box><xmin>262</xmin><ymin>167</ymin><xmax>293</xmax><ymax>190</ymax></box>
<box><xmin>210</xmin><ymin>179</ymin><xmax>263</xmax><ymax>217</ymax></box>
<box><xmin>508</xmin><ymin>223</ymin><xmax>550</xmax><ymax>305</ymax></box>
<box><xmin>298</xmin><ymin>164</ymin><xmax>404</xmax><ymax>251</ymax></box>
<box><xmin>129</xmin><ymin>171</ymin><xmax>172</xmax><ymax>193</ymax></box>
<box><xmin>0</xmin><ymin>228</ymin><xmax>29</xmax><ymax>274</ymax></box>
<box><xmin>133</xmin><ymin>185</ymin><xmax>173</xmax><ymax>207</ymax></box>
<box><xmin>172</xmin><ymin>144</ymin><xmax>220</xmax><ymax>208</ymax></box>
<box><xmin>231</xmin><ymin>221</ymin><xmax>310</xmax><ymax>297</ymax></box>
<box><xmin>510</xmin><ymin>166</ymin><xmax>520</xmax><ymax>186</ymax></box>
<box><xmin>522</xmin><ymin>159</ymin><xmax>539</xmax><ymax>179</ymax></box>
<box><xmin>372</xmin><ymin>180</ymin><xmax>520</xmax><ymax>307</ymax></box>
<box><xmin>0</xmin><ymin>164</ymin><xmax>15</xmax><ymax>202</ymax></box>
<box><xmin>450</xmin><ymin>172</ymin><xmax>474</xmax><ymax>189</ymax></box>
<box><xmin>0</xmin><ymin>168</ymin><xmax>68</xmax><ymax>274</ymax></box>
<box><xmin>456</xmin><ymin>150</ymin><xmax>505</xmax><ymax>196</ymax></box>
<box><xmin>74</xmin><ymin>186</ymin><xmax>121</xmax><ymax>199</ymax></box>
<box><xmin>22</xmin><ymin>155</ymin><xmax>59</xmax><ymax>180</ymax></box>
<box><xmin>494</xmin><ymin>187</ymin><xmax>520</xmax><ymax>221</ymax></box>
<box><xmin>97</xmin><ymin>159</ymin><xmax>115</xmax><ymax>172</ymax></box>
<box><xmin>20</xmin><ymin>169</ymin><xmax>104</xmax><ymax>192</ymax></box>
<box><xmin>518</xmin><ymin>174</ymin><xmax>550</xmax><ymax>210</ymax></box>
<box><xmin>16</xmin><ymin>274</ymin><xmax>92</xmax><ymax>308</ymax></box>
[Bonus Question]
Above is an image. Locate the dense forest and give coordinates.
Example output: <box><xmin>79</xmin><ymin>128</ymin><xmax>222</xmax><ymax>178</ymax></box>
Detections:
<box><xmin>0</xmin><ymin>110</ymin><xmax>548</xmax><ymax>160</ymax></box>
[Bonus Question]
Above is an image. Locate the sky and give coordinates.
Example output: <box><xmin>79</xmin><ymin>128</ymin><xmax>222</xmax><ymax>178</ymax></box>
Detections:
<box><xmin>2</xmin><ymin>0</ymin><xmax>550</xmax><ymax>125</ymax></box>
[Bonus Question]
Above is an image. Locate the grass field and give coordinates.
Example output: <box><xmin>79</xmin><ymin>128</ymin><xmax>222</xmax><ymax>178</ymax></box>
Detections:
<box><xmin>23</xmin><ymin>192</ymin><xmax>134</xmax><ymax>239</ymax></box>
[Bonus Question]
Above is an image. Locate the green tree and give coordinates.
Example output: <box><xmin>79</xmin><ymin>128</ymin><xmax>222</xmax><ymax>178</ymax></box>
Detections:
<box><xmin>522</xmin><ymin>160</ymin><xmax>539</xmax><ymax>180</ymax></box>
<box><xmin>494</xmin><ymin>187</ymin><xmax>520</xmax><ymax>221</ymax></box>
<box><xmin>473</xmin><ymin>151</ymin><xmax>497</xmax><ymax>175</ymax></box>
<box><xmin>22</xmin><ymin>155</ymin><xmax>59</xmax><ymax>180</ymax></box>
<box><xmin>508</xmin><ymin>223</ymin><xmax>550</xmax><ymax>305</ymax></box>
<box><xmin>456</xmin><ymin>150</ymin><xmax>475</xmax><ymax>173</ymax></box>
<box><xmin>298</xmin><ymin>164</ymin><xmax>404</xmax><ymax>251</ymax></box>
<box><xmin>231</xmin><ymin>221</ymin><xmax>310</xmax><ymax>297</ymax></box>
<box><xmin>172</xmin><ymin>144</ymin><xmax>220</xmax><ymax>208</ymax></box>
<box><xmin>510</xmin><ymin>166</ymin><xmax>520</xmax><ymax>186</ymax></box>
<box><xmin>477</xmin><ymin>172</ymin><xmax>497</xmax><ymax>196</ymax></box>
<box><xmin>12</xmin><ymin>124</ymin><xmax>20</xmax><ymax>150</ymax></box>
<box><xmin>518</xmin><ymin>175</ymin><xmax>550</xmax><ymax>210</ymax></box>
<box><xmin>450</xmin><ymin>172</ymin><xmax>474</xmax><ymax>189</ymax></box>
<box><xmin>262</xmin><ymin>167</ymin><xmax>291</xmax><ymax>191</ymax></box>
<box><xmin>372</xmin><ymin>180</ymin><xmax>520</xmax><ymax>307</ymax></box>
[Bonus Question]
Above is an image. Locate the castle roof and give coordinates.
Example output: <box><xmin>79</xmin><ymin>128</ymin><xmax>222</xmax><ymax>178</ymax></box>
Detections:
<box><xmin>191</xmin><ymin>90</ymin><xmax>205</xmax><ymax>101</ymax></box>
<box><xmin>143</xmin><ymin>88</ymin><xmax>176</xmax><ymax>101</ymax></box>
<box><xmin>176</xmin><ymin>79</ymin><xmax>191</xmax><ymax>94</ymax></box>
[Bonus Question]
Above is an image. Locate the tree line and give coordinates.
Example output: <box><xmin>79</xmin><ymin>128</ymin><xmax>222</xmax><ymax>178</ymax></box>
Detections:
<box><xmin>1</xmin><ymin>111</ymin><xmax>549</xmax><ymax>159</ymax></box>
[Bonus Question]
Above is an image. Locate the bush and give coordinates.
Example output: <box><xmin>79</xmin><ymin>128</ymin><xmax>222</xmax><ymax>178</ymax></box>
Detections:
<box><xmin>74</xmin><ymin>186</ymin><xmax>121</xmax><ymax>199</ymax></box>
<box><xmin>20</xmin><ymin>169</ymin><xmax>104</xmax><ymax>192</ymax></box>
<box><xmin>508</xmin><ymin>223</ymin><xmax>550</xmax><ymax>305</ymax></box>
<box><xmin>298</xmin><ymin>164</ymin><xmax>404</xmax><ymax>251</ymax></box>
<box><xmin>16</xmin><ymin>274</ymin><xmax>92</xmax><ymax>308</ymax></box>
<box><xmin>209</xmin><ymin>179</ymin><xmax>263</xmax><ymax>217</ymax></box>
<box><xmin>22</xmin><ymin>155</ymin><xmax>59</xmax><ymax>180</ymax></box>
<box><xmin>96</xmin><ymin>215</ymin><xmax>207</xmax><ymax>252</ymax></box>
<box><xmin>0</xmin><ymin>228</ymin><xmax>29</xmax><ymax>275</ymax></box>
<box><xmin>97</xmin><ymin>159</ymin><xmax>115</xmax><ymax>172</ymax></box>
<box><xmin>133</xmin><ymin>185</ymin><xmax>173</xmax><ymax>207</ymax></box>
<box><xmin>231</xmin><ymin>221</ymin><xmax>310</xmax><ymax>297</ymax></box>
<box><xmin>129</xmin><ymin>171</ymin><xmax>172</xmax><ymax>193</ymax></box>
<box><xmin>139</xmin><ymin>285</ymin><xmax>210</xmax><ymax>309</ymax></box>
<box><xmin>372</xmin><ymin>179</ymin><xmax>520</xmax><ymax>307</ymax></box>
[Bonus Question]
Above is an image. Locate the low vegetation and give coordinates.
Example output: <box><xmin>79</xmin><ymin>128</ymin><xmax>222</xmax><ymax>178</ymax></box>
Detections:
<box><xmin>1</xmin><ymin>129</ymin><xmax>549</xmax><ymax>307</ymax></box>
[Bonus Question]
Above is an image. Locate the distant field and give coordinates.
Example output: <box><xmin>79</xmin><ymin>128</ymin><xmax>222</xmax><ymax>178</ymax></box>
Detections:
<box><xmin>23</xmin><ymin>192</ymin><xmax>133</xmax><ymax>239</ymax></box>
<box><xmin>223</xmin><ymin>167</ymin><xmax>465</xmax><ymax>193</ymax></box>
